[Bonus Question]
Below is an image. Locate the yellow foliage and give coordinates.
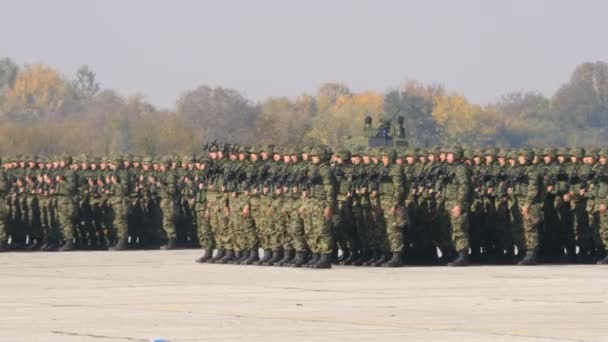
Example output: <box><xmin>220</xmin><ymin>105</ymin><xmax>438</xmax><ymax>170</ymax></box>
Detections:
<box><xmin>432</xmin><ymin>94</ymin><xmax>498</xmax><ymax>143</ymax></box>
<box><xmin>6</xmin><ymin>64</ymin><xmax>67</xmax><ymax>115</ymax></box>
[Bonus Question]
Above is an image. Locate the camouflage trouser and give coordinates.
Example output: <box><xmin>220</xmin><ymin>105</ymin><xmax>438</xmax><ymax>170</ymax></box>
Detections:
<box><xmin>56</xmin><ymin>196</ymin><xmax>76</xmax><ymax>241</ymax></box>
<box><xmin>301</xmin><ymin>197</ymin><xmax>333</xmax><ymax>254</ymax></box>
<box><xmin>109</xmin><ymin>197</ymin><xmax>130</xmax><ymax>240</ymax></box>
<box><xmin>333</xmin><ymin>198</ymin><xmax>358</xmax><ymax>253</ymax></box>
<box><xmin>278</xmin><ymin>197</ymin><xmax>294</xmax><ymax>251</ymax></box>
<box><xmin>0</xmin><ymin>198</ymin><xmax>8</xmax><ymax>241</ymax></box>
<box><xmin>256</xmin><ymin>195</ymin><xmax>274</xmax><ymax>250</ymax></box>
<box><xmin>444</xmin><ymin>200</ymin><xmax>470</xmax><ymax>253</ymax></box>
<box><xmin>159</xmin><ymin>197</ymin><xmax>177</xmax><ymax>240</ymax></box>
<box><xmin>379</xmin><ymin>196</ymin><xmax>407</xmax><ymax>253</ymax></box>
<box><xmin>195</xmin><ymin>202</ymin><xmax>214</xmax><ymax>250</ymax></box>
<box><xmin>243</xmin><ymin>196</ymin><xmax>259</xmax><ymax>250</ymax></box>
<box><xmin>597</xmin><ymin>206</ymin><xmax>608</xmax><ymax>252</ymax></box>
<box><xmin>209</xmin><ymin>193</ymin><xmax>229</xmax><ymax>250</ymax></box>
<box><xmin>268</xmin><ymin>196</ymin><xmax>286</xmax><ymax>251</ymax></box>
<box><xmin>229</xmin><ymin>194</ymin><xmax>251</xmax><ymax>252</ymax></box>
<box><xmin>290</xmin><ymin>197</ymin><xmax>308</xmax><ymax>252</ymax></box>
<box><xmin>513</xmin><ymin>200</ymin><xmax>541</xmax><ymax>252</ymax></box>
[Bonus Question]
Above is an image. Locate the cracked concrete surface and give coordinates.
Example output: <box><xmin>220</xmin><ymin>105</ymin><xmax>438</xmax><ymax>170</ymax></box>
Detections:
<box><xmin>0</xmin><ymin>250</ymin><xmax>606</xmax><ymax>342</ymax></box>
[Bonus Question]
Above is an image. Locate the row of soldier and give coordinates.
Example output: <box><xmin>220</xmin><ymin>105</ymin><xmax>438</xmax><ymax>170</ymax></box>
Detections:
<box><xmin>1</xmin><ymin>145</ymin><xmax>608</xmax><ymax>268</ymax></box>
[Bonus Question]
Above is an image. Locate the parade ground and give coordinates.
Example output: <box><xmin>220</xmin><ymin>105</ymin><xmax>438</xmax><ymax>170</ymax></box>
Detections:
<box><xmin>0</xmin><ymin>250</ymin><xmax>606</xmax><ymax>342</ymax></box>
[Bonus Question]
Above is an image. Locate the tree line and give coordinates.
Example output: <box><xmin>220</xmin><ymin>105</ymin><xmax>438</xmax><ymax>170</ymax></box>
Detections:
<box><xmin>0</xmin><ymin>57</ymin><xmax>607</xmax><ymax>156</ymax></box>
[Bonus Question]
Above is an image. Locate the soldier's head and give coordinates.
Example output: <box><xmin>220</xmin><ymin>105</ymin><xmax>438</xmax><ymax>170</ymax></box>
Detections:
<box><xmin>272</xmin><ymin>150</ymin><xmax>282</xmax><ymax>162</ymax></box>
<box><xmin>248</xmin><ymin>146</ymin><xmax>259</xmax><ymax>162</ymax></box>
<box><xmin>334</xmin><ymin>149</ymin><xmax>350</xmax><ymax>165</ymax></box>
<box><xmin>446</xmin><ymin>146</ymin><xmax>463</xmax><ymax>164</ymax></box>
<box><xmin>405</xmin><ymin>148</ymin><xmax>416</xmax><ymax>165</ymax></box>
<box><xmin>570</xmin><ymin>147</ymin><xmax>584</xmax><ymax>164</ymax></box>
<box><xmin>599</xmin><ymin>149</ymin><xmax>608</xmax><ymax>165</ymax></box>
<box><xmin>585</xmin><ymin>148</ymin><xmax>599</xmax><ymax>165</ymax></box>
<box><xmin>381</xmin><ymin>149</ymin><xmax>396</xmax><ymax>166</ymax></box>
<box><xmin>543</xmin><ymin>148</ymin><xmax>556</xmax><ymax>165</ymax></box>
<box><xmin>518</xmin><ymin>148</ymin><xmax>533</xmax><ymax>165</ymax></box>
<box><xmin>472</xmin><ymin>149</ymin><xmax>483</xmax><ymax>165</ymax></box>
<box><xmin>556</xmin><ymin>147</ymin><xmax>568</xmax><ymax>164</ymax></box>
<box><xmin>260</xmin><ymin>145</ymin><xmax>273</xmax><ymax>160</ymax></box>
<box><xmin>351</xmin><ymin>149</ymin><xmax>361</xmax><ymax>165</ymax></box>
<box><xmin>290</xmin><ymin>148</ymin><xmax>299</xmax><ymax>163</ymax></box>
<box><xmin>239</xmin><ymin>148</ymin><xmax>249</xmax><ymax>162</ymax></box>
<box><xmin>484</xmin><ymin>147</ymin><xmax>498</xmax><ymax>164</ymax></box>
<box><xmin>282</xmin><ymin>148</ymin><xmax>291</xmax><ymax>163</ymax></box>
<box><xmin>310</xmin><ymin>147</ymin><xmax>328</xmax><ymax>165</ymax></box>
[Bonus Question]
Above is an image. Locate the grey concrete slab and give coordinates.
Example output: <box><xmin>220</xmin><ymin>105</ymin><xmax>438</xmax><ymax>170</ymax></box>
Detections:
<box><xmin>0</xmin><ymin>250</ymin><xmax>606</xmax><ymax>342</ymax></box>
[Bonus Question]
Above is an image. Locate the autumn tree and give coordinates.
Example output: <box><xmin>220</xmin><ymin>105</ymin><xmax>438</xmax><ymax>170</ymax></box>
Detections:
<box><xmin>4</xmin><ymin>64</ymin><xmax>69</xmax><ymax>120</ymax></box>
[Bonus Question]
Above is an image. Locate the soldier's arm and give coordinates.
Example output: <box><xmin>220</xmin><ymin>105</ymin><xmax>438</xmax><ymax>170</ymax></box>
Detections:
<box><xmin>455</xmin><ymin>165</ymin><xmax>470</xmax><ymax>207</ymax></box>
<box><xmin>525</xmin><ymin>169</ymin><xmax>540</xmax><ymax>206</ymax></box>
<box><xmin>391</xmin><ymin>164</ymin><xmax>404</xmax><ymax>204</ymax></box>
<box><xmin>320</xmin><ymin>165</ymin><xmax>336</xmax><ymax>208</ymax></box>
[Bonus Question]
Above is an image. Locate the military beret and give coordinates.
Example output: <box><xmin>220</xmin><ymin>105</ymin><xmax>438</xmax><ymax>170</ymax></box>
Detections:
<box><xmin>142</xmin><ymin>156</ymin><xmax>153</xmax><ymax>164</ymax></box>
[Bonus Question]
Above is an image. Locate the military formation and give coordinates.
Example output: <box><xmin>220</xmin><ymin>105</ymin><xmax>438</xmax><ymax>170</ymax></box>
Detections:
<box><xmin>2</xmin><ymin>144</ymin><xmax>608</xmax><ymax>268</ymax></box>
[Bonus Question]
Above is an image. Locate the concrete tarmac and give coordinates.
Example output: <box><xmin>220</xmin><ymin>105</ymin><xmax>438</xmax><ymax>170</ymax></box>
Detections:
<box><xmin>0</xmin><ymin>250</ymin><xmax>607</xmax><ymax>342</ymax></box>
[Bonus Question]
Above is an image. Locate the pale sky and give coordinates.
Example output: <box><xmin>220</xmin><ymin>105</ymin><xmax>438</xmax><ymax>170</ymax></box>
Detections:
<box><xmin>1</xmin><ymin>0</ymin><xmax>606</xmax><ymax>108</ymax></box>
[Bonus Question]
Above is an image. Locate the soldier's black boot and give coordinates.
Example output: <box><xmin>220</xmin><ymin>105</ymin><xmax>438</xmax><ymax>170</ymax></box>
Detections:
<box><xmin>353</xmin><ymin>249</ymin><xmax>369</xmax><ymax>266</ymax></box>
<box><xmin>448</xmin><ymin>250</ymin><xmax>469</xmax><ymax>267</ymax></box>
<box><xmin>382</xmin><ymin>252</ymin><xmax>403</xmax><ymax>267</ymax></box>
<box><xmin>255</xmin><ymin>249</ymin><xmax>271</xmax><ymax>265</ymax></box>
<box><xmin>38</xmin><ymin>239</ymin><xmax>49</xmax><ymax>251</ymax></box>
<box><xmin>109</xmin><ymin>239</ymin><xmax>128</xmax><ymax>251</ymax></box>
<box><xmin>266</xmin><ymin>249</ymin><xmax>283</xmax><ymax>266</ymax></box>
<box><xmin>311</xmin><ymin>253</ymin><xmax>332</xmax><ymax>269</ymax></box>
<box><xmin>337</xmin><ymin>249</ymin><xmax>349</xmax><ymax>263</ymax></box>
<box><xmin>195</xmin><ymin>249</ymin><xmax>213</xmax><ymax>263</ymax></box>
<box><xmin>373</xmin><ymin>252</ymin><xmax>390</xmax><ymax>267</ymax></box>
<box><xmin>290</xmin><ymin>251</ymin><xmax>307</xmax><ymax>268</ymax></box>
<box><xmin>277</xmin><ymin>249</ymin><xmax>294</xmax><ymax>266</ymax></box>
<box><xmin>518</xmin><ymin>251</ymin><xmax>537</xmax><ymax>266</ymax></box>
<box><xmin>209</xmin><ymin>249</ymin><xmax>225</xmax><ymax>263</ymax></box>
<box><xmin>0</xmin><ymin>240</ymin><xmax>7</xmax><ymax>252</ymax></box>
<box><xmin>160</xmin><ymin>238</ymin><xmax>177</xmax><ymax>250</ymax></box>
<box><xmin>59</xmin><ymin>239</ymin><xmax>75</xmax><ymax>252</ymax></box>
<box><xmin>229</xmin><ymin>251</ymin><xmax>242</xmax><ymax>265</ymax></box>
<box><xmin>341</xmin><ymin>250</ymin><xmax>356</xmax><ymax>265</ymax></box>
<box><xmin>218</xmin><ymin>250</ymin><xmax>234</xmax><ymax>264</ymax></box>
<box><xmin>242</xmin><ymin>249</ymin><xmax>259</xmax><ymax>265</ymax></box>
<box><xmin>597</xmin><ymin>255</ymin><xmax>608</xmax><ymax>264</ymax></box>
<box><xmin>235</xmin><ymin>250</ymin><xmax>249</xmax><ymax>264</ymax></box>
<box><xmin>363</xmin><ymin>250</ymin><xmax>379</xmax><ymax>266</ymax></box>
<box><xmin>305</xmin><ymin>253</ymin><xmax>320</xmax><ymax>268</ymax></box>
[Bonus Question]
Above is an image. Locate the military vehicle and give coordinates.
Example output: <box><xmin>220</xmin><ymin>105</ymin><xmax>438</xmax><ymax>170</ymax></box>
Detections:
<box><xmin>343</xmin><ymin>113</ymin><xmax>409</xmax><ymax>150</ymax></box>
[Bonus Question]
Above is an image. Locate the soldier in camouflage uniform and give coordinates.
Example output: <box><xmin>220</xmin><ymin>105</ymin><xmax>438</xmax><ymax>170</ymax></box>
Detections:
<box><xmin>300</xmin><ymin>146</ymin><xmax>336</xmax><ymax>268</ymax></box>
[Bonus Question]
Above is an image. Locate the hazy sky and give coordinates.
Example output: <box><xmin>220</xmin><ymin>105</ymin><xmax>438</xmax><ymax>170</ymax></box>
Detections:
<box><xmin>1</xmin><ymin>0</ymin><xmax>607</xmax><ymax>108</ymax></box>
